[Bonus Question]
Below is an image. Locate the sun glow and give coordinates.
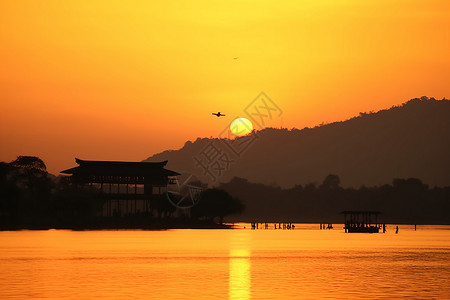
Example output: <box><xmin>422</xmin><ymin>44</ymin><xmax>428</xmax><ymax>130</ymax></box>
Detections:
<box><xmin>230</xmin><ymin>118</ymin><xmax>253</xmax><ymax>136</ymax></box>
<box><xmin>0</xmin><ymin>1</ymin><xmax>449</xmax><ymax>173</ymax></box>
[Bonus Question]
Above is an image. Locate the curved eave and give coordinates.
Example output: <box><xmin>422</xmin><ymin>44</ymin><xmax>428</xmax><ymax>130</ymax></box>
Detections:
<box><xmin>163</xmin><ymin>169</ymin><xmax>181</xmax><ymax>176</ymax></box>
<box><xmin>60</xmin><ymin>166</ymin><xmax>80</xmax><ymax>174</ymax></box>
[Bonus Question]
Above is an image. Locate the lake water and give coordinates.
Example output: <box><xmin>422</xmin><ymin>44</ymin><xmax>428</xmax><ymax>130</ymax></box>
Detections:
<box><xmin>0</xmin><ymin>224</ymin><xmax>449</xmax><ymax>299</ymax></box>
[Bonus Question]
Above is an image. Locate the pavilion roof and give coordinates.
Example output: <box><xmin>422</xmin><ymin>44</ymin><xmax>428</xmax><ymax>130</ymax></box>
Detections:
<box><xmin>60</xmin><ymin>158</ymin><xmax>180</xmax><ymax>176</ymax></box>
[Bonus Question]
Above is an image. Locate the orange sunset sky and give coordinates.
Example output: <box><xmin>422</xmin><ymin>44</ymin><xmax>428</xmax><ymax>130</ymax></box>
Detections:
<box><xmin>1</xmin><ymin>1</ymin><xmax>449</xmax><ymax>175</ymax></box>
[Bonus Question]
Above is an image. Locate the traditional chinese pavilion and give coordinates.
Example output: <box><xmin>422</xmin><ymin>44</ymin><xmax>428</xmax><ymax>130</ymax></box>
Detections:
<box><xmin>61</xmin><ymin>158</ymin><xmax>180</xmax><ymax>217</ymax></box>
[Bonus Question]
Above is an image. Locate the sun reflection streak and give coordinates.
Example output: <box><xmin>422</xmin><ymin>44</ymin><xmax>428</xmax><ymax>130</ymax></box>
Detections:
<box><xmin>229</xmin><ymin>232</ymin><xmax>251</xmax><ymax>300</ymax></box>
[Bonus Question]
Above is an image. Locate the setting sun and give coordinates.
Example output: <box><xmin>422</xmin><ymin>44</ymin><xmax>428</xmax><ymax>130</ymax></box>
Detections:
<box><xmin>230</xmin><ymin>118</ymin><xmax>253</xmax><ymax>136</ymax></box>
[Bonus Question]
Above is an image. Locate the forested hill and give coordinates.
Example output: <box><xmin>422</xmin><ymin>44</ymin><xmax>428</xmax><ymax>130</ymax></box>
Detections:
<box><xmin>145</xmin><ymin>97</ymin><xmax>450</xmax><ymax>188</ymax></box>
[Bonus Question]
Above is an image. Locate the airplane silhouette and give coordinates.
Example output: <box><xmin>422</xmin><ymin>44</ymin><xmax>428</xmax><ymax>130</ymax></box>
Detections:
<box><xmin>212</xmin><ymin>112</ymin><xmax>226</xmax><ymax>117</ymax></box>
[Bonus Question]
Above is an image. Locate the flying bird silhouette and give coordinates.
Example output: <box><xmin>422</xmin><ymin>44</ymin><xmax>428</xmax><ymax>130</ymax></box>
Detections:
<box><xmin>233</xmin><ymin>57</ymin><xmax>239</xmax><ymax>60</ymax></box>
<box><xmin>212</xmin><ymin>112</ymin><xmax>226</xmax><ymax>117</ymax></box>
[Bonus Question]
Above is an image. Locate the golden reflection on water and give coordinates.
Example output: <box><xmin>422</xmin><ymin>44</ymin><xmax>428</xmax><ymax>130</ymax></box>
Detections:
<box><xmin>0</xmin><ymin>225</ymin><xmax>449</xmax><ymax>299</ymax></box>
<box><xmin>229</xmin><ymin>231</ymin><xmax>251</xmax><ymax>300</ymax></box>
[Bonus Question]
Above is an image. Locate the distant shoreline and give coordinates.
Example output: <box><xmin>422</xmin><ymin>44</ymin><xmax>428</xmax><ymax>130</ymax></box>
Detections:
<box><xmin>2</xmin><ymin>221</ymin><xmax>449</xmax><ymax>231</ymax></box>
<box><xmin>0</xmin><ymin>219</ymin><xmax>234</xmax><ymax>231</ymax></box>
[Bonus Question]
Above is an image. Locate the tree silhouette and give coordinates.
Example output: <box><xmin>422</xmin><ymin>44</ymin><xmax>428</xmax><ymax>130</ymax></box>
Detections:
<box><xmin>191</xmin><ymin>188</ymin><xmax>244</xmax><ymax>224</ymax></box>
<box><xmin>218</xmin><ymin>175</ymin><xmax>450</xmax><ymax>224</ymax></box>
<box><xmin>7</xmin><ymin>156</ymin><xmax>53</xmax><ymax>219</ymax></box>
<box><xmin>0</xmin><ymin>162</ymin><xmax>20</xmax><ymax>216</ymax></box>
<box><xmin>10</xmin><ymin>156</ymin><xmax>47</xmax><ymax>173</ymax></box>
<box><xmin>320</xmin><ymin>174</ymin><xmax>341</xmax><ymax>190</ymax></box>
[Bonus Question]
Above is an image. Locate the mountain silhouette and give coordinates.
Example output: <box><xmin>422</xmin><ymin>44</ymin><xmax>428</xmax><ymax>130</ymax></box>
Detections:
<box><xmin>144</xmin><ymin>97</ymin><xmax>450</xmax><ymax>188</ymax></box>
